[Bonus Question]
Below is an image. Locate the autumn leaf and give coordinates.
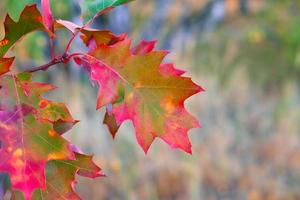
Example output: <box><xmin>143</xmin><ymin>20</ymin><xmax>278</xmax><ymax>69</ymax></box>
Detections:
<box><xmin>103</xmin><ymin>108</ymin><xmax>120</xmax><ymax>138</ymax></box>
<box><xmin>4</xmin><ymin>0</ymin><xmax>35</xmax><ymax>21</ymax></box>
<box><xmin>0</xmin><ymin>5</ymin><xmax>48</xmax><ymax>57</ymax></box>
<box><xmin>0</xmin><ymin>73</ymin><xmax>76</xmax><ymax>199</ymax></box>
<box><xmin>41</xmin><ymin>0</ymin><xmax>54</xmax><ymax>33</ymax></box>
<box><xmin>0</xmin><ymin>173</ymin><xmax>10</xmax><ymax>199</ymax></box>
<box><xmin>0</xmin><ymin>0</ymin><xmax>204</xmax><ymax>198</ymax></box>
<box><xmin>75</xmin><ymin>39</ymin><xmax>204</xmax><ymax>153</ymax></box>
<box><xmin>30</xmin><ymin>152</ymin><xmax>103</xmax><ymax>200</ymax></box>
<box><xmin>80</xmin><ymin>0</ymin><xmax>134</xmax><ymax>21</ymax></box>
<box><xmin>38</xmin><ymin>100</ymin><xmax>79</xmax><ymax>134</ymax></box>
<box><xmin>0</xmin><ymin>57</ymin><xmax>14</xmax><ymax>76</ymax></box>
<box><xmin>56</xmin><ymin>19</ymin><xmax>126</xmax><ymax>50</ymax></box>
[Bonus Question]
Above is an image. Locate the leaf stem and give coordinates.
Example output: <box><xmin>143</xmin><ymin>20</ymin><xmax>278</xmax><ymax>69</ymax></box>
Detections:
<box><xmin>63</xmin><ymin>17</ymin><xmax>94</xmax><ymax>55</ymax></box>
<box><xmin>64</xmin><ymin>32</ymin><xmax>77</xmax><ymax>54</ymax></box>
<box><xmin>50</xmin><ymin>37</ymin><xmax>55</xmax><ymax>60</ymax></box>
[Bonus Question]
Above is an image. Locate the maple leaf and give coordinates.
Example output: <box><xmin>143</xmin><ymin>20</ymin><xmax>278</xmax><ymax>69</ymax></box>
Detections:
<box><xmin>0</xmin><ymin>5</ymin><xmax>47</xmax><ymax>57</ymax></box>
<box><xmin>26</xmin><ymin>152</ymin><xmax>102</xmax><ymax>200</ymax></box>
<box><xmin>75</xmin><ymin>39</ymin><xmax>204</xmax><ymax>153</ymax></box>
<box><xmin>80</xmin><ymin>0</ymin><xmax>134</xmax><ymax>21</ymax></box>
<box><xmin>0</xmin><ymin>73</ymin><xmax>76</xmax><ymax>199</ymax></box>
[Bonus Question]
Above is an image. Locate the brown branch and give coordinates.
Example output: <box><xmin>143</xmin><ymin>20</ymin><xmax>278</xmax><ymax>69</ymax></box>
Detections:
<box><xmin>25</xmin><ymin>57</ymin><xmax>63</xmax><ymax>73</ymax></box>
<box><xmin>24</xmin><ymin>52</ymin><xmax>84</xmax><ymax>73</ymax></box>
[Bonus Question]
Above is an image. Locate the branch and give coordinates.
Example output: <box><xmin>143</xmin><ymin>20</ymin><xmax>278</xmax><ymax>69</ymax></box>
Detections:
<box><xmin>24</xmin><ymin>52</ymin><xmax>85</xmax><ymax>73</ymax></box>
<box><xmin>25</xmin><ymin>56</ymin><xmax>64</xmax><ymax>73</ymax></box>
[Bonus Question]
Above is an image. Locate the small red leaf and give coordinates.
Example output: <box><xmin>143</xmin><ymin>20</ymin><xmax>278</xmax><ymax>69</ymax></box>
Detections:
<box><xmin>41</xmin><ymin>0</ymin><xmax>54</xmax><ymax>33</ymax></box>
<box><xmin>103</xmin><ymin>109</ymin><xmax>120</xmax><ymax>138</ymax></box>
<box><xmin>0</xmin><ymin>57</ymin><xmax>14</xmax><ymax>76</ymax></box>
<box><xmin>56</xmin><ymin>19</ymin><xmax>126</xmax><ymax>49</ymax></box>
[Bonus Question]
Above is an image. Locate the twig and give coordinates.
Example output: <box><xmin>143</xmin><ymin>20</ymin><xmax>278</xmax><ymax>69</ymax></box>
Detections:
<box><xmin>49</xmin><ymin>37</ymin><xmax>55</xmax><ymax>60</ymax></box>
<box><xmin>24</xmin><ymin>52</ymin><xmax>85</xmax><ymax>73</ymax></box>
<box><xmin>25</xmin><ymin>56</ymin><xmax>63</xmax><ymax>73</ymax></box>
<box><xmin>63</xmin><ymin>17</ymin><xmax>94</xmax><ymax>55</ymax></box>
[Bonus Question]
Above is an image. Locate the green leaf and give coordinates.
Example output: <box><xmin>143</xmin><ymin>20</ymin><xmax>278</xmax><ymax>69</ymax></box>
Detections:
<box><xmin>80</xmin><ymin>0</ymin><xmax>133</xmax><ymax>21</ymax></box>
<box><xmin>4</xmin><ymin>0</ymin><xmax>36</xmax><ymax>21</ymax></box>
<box><xmin>0</xmin><ymin>5</ymin><xmax>47</xmax><ymax>57</ymax></box>
<box><xmin>31</xmin><ymin>153</ymin><xmax>103</xmax><ymax>200</ymax></box>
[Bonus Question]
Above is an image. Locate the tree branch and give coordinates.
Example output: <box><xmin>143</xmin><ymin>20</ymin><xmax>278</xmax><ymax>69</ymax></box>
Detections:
<box><xmin>25</xmin><ymin>56</ymin><xmax>63</xmax><ymax>73</ymax></box>
<box><xmin>24</xmin><ymin>52</ymin><xmax>85</xmax><ymax>73</ymax></box>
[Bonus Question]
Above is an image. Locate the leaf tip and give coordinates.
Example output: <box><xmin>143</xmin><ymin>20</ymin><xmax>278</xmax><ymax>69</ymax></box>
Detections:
<box><xmin>187</xmin><ymin>148</ymin><xmax>193</xmax><ymax>155</ymax></box>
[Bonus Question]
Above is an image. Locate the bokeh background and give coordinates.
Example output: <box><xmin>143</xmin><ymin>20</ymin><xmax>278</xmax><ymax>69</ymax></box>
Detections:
<box><xmin>1</xmin><ymin>0</ymin><xmax>300</xmax><ymax>199</ymax></box>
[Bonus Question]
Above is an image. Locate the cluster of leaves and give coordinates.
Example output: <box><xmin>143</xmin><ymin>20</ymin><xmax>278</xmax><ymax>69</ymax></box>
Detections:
<box><xmin>0</xmin><ymin>0</ymin><xmax>202</xmax><ymax>199</ymax></box>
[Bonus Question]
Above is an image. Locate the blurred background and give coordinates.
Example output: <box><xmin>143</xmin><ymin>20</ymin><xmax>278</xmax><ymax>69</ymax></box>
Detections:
<box><xmin>1</xmin><ymin>0</ymin><xmax>300</xmax><ymax>199</ymax></box>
